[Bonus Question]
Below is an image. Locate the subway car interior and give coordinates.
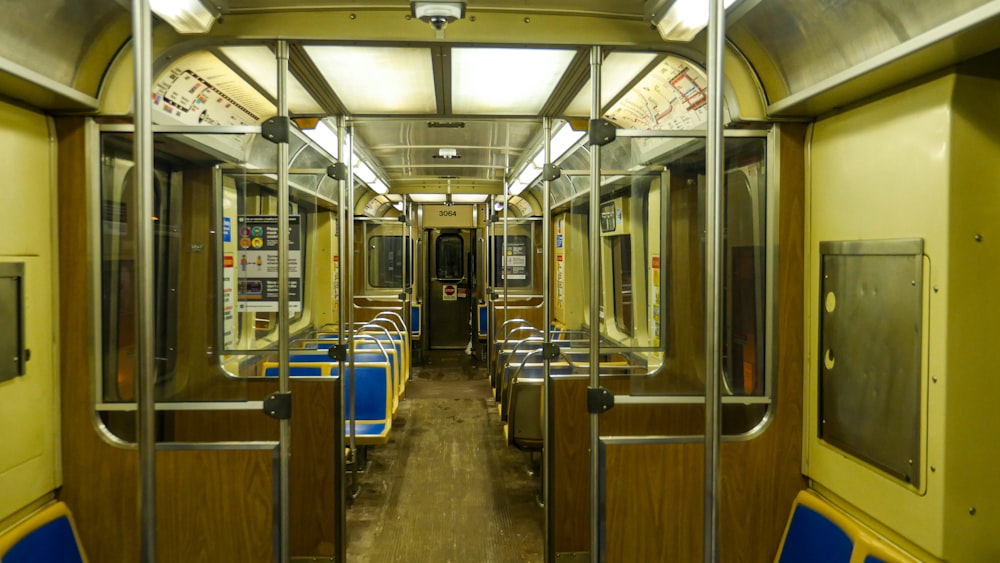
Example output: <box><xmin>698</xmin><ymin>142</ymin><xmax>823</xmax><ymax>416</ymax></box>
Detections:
<box><xmin>1</xmin><ymin>0</ymin><xmax>999</xmax><ymax>561</ymax></box>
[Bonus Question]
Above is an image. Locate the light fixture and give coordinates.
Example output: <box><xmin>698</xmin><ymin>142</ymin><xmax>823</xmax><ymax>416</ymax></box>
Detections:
<box><xmin>650</xmin><ymin>0</ymin><xmax>740</xmax><ymax>42</ymax></box>
<box><xmin>370</xmin><ymin>179</ymin><xmax>389</xmax><ymax>195</ymax></box>
<box><xmin>303</xmin><ymin>120</ymin><xmax>339</xmax><ymax>159</ymax></box>
<box><xmin>150</xmin><ymin>0</ymin><xmax>217</xmax><ymax>34</ymax></box>
<box><xmin>410</xmin><ymin>194</ymin><xmax>449</xmax><ymax>203</ymax></box>
<box><xmin>506</xmin><ymin>122</ymin><xmax>585</xmax><ymax>195</ymax></box>
<box><xmin>353</xmin><ymin>157</ymin><xmax>378</xmax><ymax>184</ymax></box>
<box><xmin>305</xmin><ymin>46</ymin><xmax>437</xmax><ymax>114</ymax></box>
<box><xmin>450</xmin><ymin>194</ymin><xmax>489</xmax><ymax>203</ymax></box>
<box><xmin>451</xmin><ymin>47</ymin><xmax>577</xmax><ymax>114</ymax></box>
<box><xmin>436</xmin><ymin>148</ymin><xmax>460</xmax><ymax>159</ymax></box>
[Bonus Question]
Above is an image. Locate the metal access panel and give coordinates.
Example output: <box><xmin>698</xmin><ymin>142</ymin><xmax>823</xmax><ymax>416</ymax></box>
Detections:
<box><xmin>819</xmin><ymin>239</ymin><xmax>923</xmax><ymax>487</ymax></box>
<box><xmin>0</xmin><ymin>262</ymin><xmax>25</xmax><ymax>382</ymax></box>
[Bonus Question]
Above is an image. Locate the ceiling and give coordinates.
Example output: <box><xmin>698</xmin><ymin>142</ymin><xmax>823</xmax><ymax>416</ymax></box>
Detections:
<box><xmin>152</xmin><ymin>39</ymin><xmax>704</xmax><ymax>196</ymax></box>
<box><xmin>5</xmin><ymin>0</ymin><xmax>1000</xmax><ymax>200</ymax></box>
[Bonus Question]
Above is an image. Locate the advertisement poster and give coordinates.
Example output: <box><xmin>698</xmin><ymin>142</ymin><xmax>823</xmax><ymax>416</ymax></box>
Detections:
<box><xmin>236</xmin><ymin>215</ymin><xmax>302</xmax><ymax>313</ymax></box>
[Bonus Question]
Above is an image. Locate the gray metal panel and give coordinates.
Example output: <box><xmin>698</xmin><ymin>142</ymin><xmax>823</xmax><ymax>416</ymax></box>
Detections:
<box><xmin>730</xmin><ymin>0</ymin><xmax>990</xmax><ymax>103</ymax></box>
<box><xmin>353</xmin><ymin>118</ymin><xmax>538</xmax><ymax>187</ymax></box>
<box><xmin>819</xmin><ymin>238</ymin><xmax>923</xmax><ymax>487</ymax></box>
<box><xmin>0</xmin><ymin>0</ymin><xmax>126</xmax><ymax>89</ymax></box>
<box><xmin>0</xmin><ymin>263</ymin><xmax>25</xmax><ymax>382</ymax></box>
<box><xmin>217</xmin><ymin>0</ymin><xmax>646</xmax><ymax>18</ymax></box>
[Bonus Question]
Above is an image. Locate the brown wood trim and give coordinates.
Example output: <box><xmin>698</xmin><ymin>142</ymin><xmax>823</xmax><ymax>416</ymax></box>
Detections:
<box><xmin>551</xmin><ymin>124</ymin><xmax>808</xmax><ymax>560</ymax></box>
<box><xmin>55</xmin><ymin>118</ymin><xmax>339</xmax><ymax>560</ymax></box>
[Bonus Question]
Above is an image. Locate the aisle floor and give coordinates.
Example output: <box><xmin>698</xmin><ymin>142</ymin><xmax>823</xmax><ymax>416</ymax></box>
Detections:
<box><xmin>345</xmin><ymin>350</ymin><xmax>544</xmax><ymax>562</ymax></box>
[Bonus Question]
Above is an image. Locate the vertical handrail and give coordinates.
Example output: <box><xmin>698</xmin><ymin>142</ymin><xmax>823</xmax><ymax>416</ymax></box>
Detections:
<box><xmin>131</xmin><ymin>1</ymin><xmax>156</xmax><ymax>561</ymax></box>
<box><xmin>588</xmin><ymin>45</ymin><xmax>603</xmax><ymax>563</ymax></box>
<box><xmin>704</xmin><ymin>1</ymin><xmax>726</xmax><ymax>561</ymax></box>
<box><xmin>346</xmin><ymin>122</ymin><xmax>358</xmax><ymax>496</ymax></box>
<box><xmin>275</xmin><ymin>40</ymin><xmax>292</xmax><ymax>563</ymax></box>
<box><xmin>335</xmin><ymin>115</ymin><xmax>349</xmax><ymax>563</ymax></box>
<box><xmin>486</xmin><ymin>196</ymin><xmax>494</xmax><ymax>380</ymax></box>
<box><xmin>541</xmin><ymin>116</ymin><xmax>554</xmax><ymax>562</ymax></box>
<box><xmin>503</xmin><ymin>175</ymin><xmax>510</xmax><ymax>324</ymax></box>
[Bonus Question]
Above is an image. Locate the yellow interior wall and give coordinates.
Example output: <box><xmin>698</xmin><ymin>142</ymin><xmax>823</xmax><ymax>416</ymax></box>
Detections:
<box><xmin>0</xmin><ymin>101</ymin><xmax>59</xmax><ymax>524</ymax></box>
<box><xmin>942</xmin><ymin>69</ymin><xmax>1000</xmax><ymax>561</ymax></box>
<box><xmin>808</xmin><ymin>69</ymin><xmax>1000</xmax><ymax>561</ymax></box>
<box><xmin>806</xmin><ymin>74</ymin><xmax>953</xmax><ymax>556</ymax></box>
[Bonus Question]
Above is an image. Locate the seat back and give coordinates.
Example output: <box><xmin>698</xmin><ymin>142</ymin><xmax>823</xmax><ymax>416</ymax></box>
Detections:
<box><xmin>0</xmin><ymin>502</ymin><xmax>88</xmax><ymax>563</ymax></box>
<box><xmin>775</xmin><ymin>490</ymin><xmax>919</xmax><ymax>563</ymax></box>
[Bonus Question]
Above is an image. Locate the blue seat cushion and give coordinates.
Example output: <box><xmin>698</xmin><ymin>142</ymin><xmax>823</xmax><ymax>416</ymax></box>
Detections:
<box><xmin>778</xmin><ymin>505</ymin><xmax>853</xmax><ymax>563</ymax></box>
<box><xmin>3</xmin><ymin>516</ymin><xmax>84</xmax><ymax>563</ymax></box>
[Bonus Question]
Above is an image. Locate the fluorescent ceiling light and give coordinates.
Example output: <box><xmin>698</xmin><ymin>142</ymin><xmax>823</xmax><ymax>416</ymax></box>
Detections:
<box><xmin>393</xmin><ymin>201</ymin><xmax>405</xmax><ymax>211</ymax></box>
<box><xmin>410</xmin><ymin>194</ymin><xmax>448</xmax><ymax>203</ymax></box>
<box><xmin>508</xmin><ymin>181</ymin><xmax>527</xmax><ymax>196</ymax></box>
<box><xmin>370</xmin><ymin>179</ymin><xmax>389</xmax><ymax>195</ymax></box>
<box><xmin>452</xmin><ymin>48</ymin><xmax>576</xmax><ymax>114</ymax></box>
<box><xmin>507</xmin><ymin>122</ymin><xmax>585</xmax><ymax>195</ymax></box>
<box><xmin>305</xmin><ymin>46</ymin><xmax>437</xmax><ymax>114</ymax></box>
<box><xmin>303</xmin><ymin>120</ymin><xmax>340</xmax><ymax>159</ymax></box>
<box><xmin>551</xmin><ymin>122</ymin><xmax>586</xmax><ymax>158</ymax></box>
<box><xmin>450</xmin><ymin>194</ymin><xmax>489</xmax><ymax>203</ymax></box>
<box><xmin>353</xmin><ymin>157</ymin><xmax>378</xmax><ymax>184</ymax></box>
<box><xmin>564</xmin><ymin>52</ymin><xmax>658</xmax><ymax>117</ymax></box>
<box><xmin>150</xmin><ymin>0</ymin><xmax>216</xmax><ymax>34</ymax></box>
<box><xmin>218</xmin><ymin>46</ymin><xmax>323</xmax><ymax>114</ymax></box>
<box><xmin>654</xmin><ymin>0</ymin><xmax>739</xmax><ymax>42</ymax></box>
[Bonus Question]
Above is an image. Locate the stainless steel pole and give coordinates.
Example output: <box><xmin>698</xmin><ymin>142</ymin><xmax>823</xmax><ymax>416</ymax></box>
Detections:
<box><xmin>132</xmin><ymin>1</ymin><xmax>156</xmax><ymax>561</ymax></box>
<box><xmin>502</xmin><ymin>172</ymin><xmax>509</xmax><ymax>323</ymax></box>
<box><xmin>336</xmin><ymin>115</ymin><xmax>349</xmax><ymax>563</ymax></box>
<box><xmin>588</xmin><ymin>45</ymin><xmax>603</xmax><ymax>563</ymax></box>
<box><xmin>346</xmin><ymin>125</ymin><xmax>357</xmax><ymax>495</ymax></box>
<box><xmin>704</xmin><ymin>1</ymin><xmax>725</xmax><ymax>561</ymax></box>
<box><xmin>541</xmin><ymin>116</ymin><xmax>553</xmax><ymax>562</ymax></box>
<box><xmin>275</xmin><ymin>40</ymin><xmax>292</xmax><ymax>563</ymax></box>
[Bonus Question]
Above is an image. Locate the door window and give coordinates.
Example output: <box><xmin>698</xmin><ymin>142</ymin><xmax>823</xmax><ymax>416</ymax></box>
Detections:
<box><xmin>436</xmin><ymin>234</ymin><xmax>464</xmax><ymax>279</ymax></box>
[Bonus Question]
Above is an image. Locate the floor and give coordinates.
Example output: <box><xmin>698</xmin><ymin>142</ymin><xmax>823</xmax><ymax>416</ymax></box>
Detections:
<box><xmin>345</xmin><ymin>349</ymin><xmax>544</xmax><ymax>562</ymax></box>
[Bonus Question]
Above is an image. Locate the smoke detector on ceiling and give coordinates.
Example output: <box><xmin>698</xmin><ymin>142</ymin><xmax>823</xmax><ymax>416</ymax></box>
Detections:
<box><xmin>411</xmin><ymin>1</ymin><xmax>467</xmax><ymax>36</ymax></box>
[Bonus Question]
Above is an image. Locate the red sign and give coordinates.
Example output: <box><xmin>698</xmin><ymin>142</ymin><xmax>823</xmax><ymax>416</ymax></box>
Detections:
<box><xmin>444</xmin><ymin>285</ymin><xmax>456</xmax><ymax>295</ymax></box>
<box><xmin>223</xmin><ymin>255</ymin><xmax>234</xmax><ymax>268</ymax></box>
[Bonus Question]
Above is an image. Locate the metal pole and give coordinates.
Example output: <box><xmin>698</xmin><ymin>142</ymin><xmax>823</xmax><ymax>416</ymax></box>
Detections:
<box><xmin>132</xmin><ymin>1</ymin><xmax>156</xmax><ymax>561</ymax></box>
<box><xmin>485</xmin><ymin>195</ymin><xmax>493</xmax><ymax>380</ymax></box>
<box><xmin>588</xmin><ymin>45</ymin><xmax>603</xmax><ymax>563</ymax></box>
<box><xmin>346</xmin><ymin>124</ymin><xmax>358</xmax><ymax>496</ymax></box>
<box><xmin>502</xmin><ymin>174</ymin><xmax>509</xmax><ymax>323</ymax></box>
<box><xmin>541</xmin><ymin>117</ymin><xmax>554</xmax><ymax>562</ymax></box>
<box><xmin>275</xmin><ymin>40</ymin><xmax>292</xmax><ymax>563</ymax></box>
<box><xmin>336</xmin><ymin>115</ymin><xmax>349</xmax><ymax>563</ymax></box>
<box><xmin>704</xmin><ymin>1</ymin><xmax>725</xmax><ymax>561</ymax></box>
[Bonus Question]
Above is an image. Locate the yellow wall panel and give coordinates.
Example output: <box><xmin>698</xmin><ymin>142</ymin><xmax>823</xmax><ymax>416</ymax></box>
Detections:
<box><xmin>0</xmin><ymin>101</ymin><xmax>59</xmax><ymax>523</ymax></box>
<box><xmin>807</xmin><ymin>69</ymin><xmax>1000</xmax><ymax>561</ymax></box>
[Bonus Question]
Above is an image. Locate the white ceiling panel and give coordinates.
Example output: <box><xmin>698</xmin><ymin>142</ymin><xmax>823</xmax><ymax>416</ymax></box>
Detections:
<box><xmin>451</xmin><ymin>47</ymin><xmax>577</xmax><ymax>115</ymax></box>
<box><xmin>305</xmin><ymin>45</ymin><xmax>437</xmax><ymax>114</ymax></box>
<box><xmin>219</xmin><ymin>45</ymin><xmax>324</xmax><ymax>114</ymax></box>
<box><xmin>564</xmin><ymin>51</ymin><xmax>659</xmax><ymax>117</ymax></box>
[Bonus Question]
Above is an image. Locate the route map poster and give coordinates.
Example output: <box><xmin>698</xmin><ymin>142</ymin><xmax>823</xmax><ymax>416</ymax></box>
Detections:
<box><xmin>236</xmin><ymin>215</ymin><xmax>302</xmax><ymax>313</ymax></box>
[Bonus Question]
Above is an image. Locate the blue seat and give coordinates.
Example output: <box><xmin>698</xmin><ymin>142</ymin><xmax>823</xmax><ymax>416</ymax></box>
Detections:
<box><xmin>775</xmin><ymin>490</ymin><xmax>917</xmax><ymax>563</ymax></box>
<box><xmin>0</xmin><ymin>502</ymin><xmax>88</xmax><ymax>563</ymax></box>
<box><xmin>261</xmin><ymin>359</ymin><xmax>392</xmax><ymax>445</ymax></box>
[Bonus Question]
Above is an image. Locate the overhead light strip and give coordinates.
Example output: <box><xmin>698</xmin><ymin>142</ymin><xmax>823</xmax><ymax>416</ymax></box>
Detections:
<box><xmin>150</xmin><ymin>0</ymin><xmax>216</xmax><ymax>34</ymax></box>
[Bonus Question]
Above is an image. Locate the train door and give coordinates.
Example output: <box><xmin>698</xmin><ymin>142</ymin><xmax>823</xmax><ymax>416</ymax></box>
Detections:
<box><xmin>427</xmin><ymin>229</ymin><xmax>473</xmax><ymax>349</ymax></box>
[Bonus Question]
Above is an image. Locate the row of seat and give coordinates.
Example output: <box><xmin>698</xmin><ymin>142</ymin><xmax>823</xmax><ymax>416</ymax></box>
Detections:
<box><xmin>260</xmin><ymin>310</ymin><xmax>410</xmax><ymax>448</ymax></box>
<box><xmin>489</xmin><ymin>320</ymin><xmax>629</xmax><ymax>452</ymax></box>
<box><xmin>0</xmin><ymin>488</ymin><xmax>920</xmax><ymax>562</ymax></box>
